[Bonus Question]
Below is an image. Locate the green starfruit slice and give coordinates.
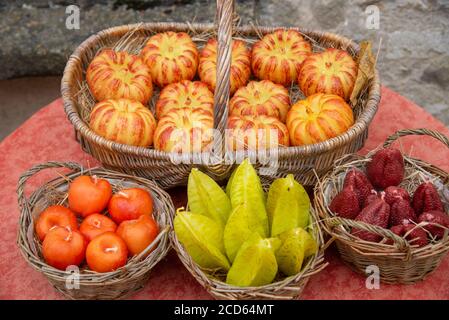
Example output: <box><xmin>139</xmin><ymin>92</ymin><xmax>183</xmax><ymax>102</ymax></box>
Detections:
<box><xmin>275</xmin><ymin>227</ymin><xmax>318</xmax><ymax>276</ymax></box>
<box><xmin>229</xmin><ymin>159</ymin><xmax>268</xmax><ymax>237</ymax></box>
<box><xmin>267</xmin><ymin>174</ymin><xmax>310</xmax><ymax>237</ymax></box>
<box><xmin>174</xmin><ymin>209</ymin><xmax>230</xmax><ymax>271</ymax></box>
<box><xmin>223</xmin><ymin>204</ymin><xmax>256</xmax><ymax>262</ymax></box>
<box><xmin>226</xmin><ymin>234</ymin><xmax>278</xmax><ymax>287</ymax></box>
<box><xmin>188</xmin><ymin>168</ymin><xmax>231</xmax><ymax>225</ymax></box>
<box><xmin>289</xmin><ymin>227</ymin><xmax>318</xmax><ymax>258</ymax></box>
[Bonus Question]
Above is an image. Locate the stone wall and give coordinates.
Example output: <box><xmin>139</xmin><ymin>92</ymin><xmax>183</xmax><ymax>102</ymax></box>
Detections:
<box><xmin>0</xmin><ymin>0</ymin><xmax>448</xmax><ymax>124</ymax></box>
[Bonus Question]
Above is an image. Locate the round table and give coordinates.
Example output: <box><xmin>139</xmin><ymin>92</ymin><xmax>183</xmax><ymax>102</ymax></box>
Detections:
<box><xmin>1</xmin><ymin>87</ymin><xmax>448</xmax><ymax>299</ymax></box>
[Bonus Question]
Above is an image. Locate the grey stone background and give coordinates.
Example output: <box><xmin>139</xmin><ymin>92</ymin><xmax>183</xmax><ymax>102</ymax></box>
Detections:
<box><xmin>0</xmin><ymin>0</ymin><xmax>448</xmax><ymax>125</ymax></box>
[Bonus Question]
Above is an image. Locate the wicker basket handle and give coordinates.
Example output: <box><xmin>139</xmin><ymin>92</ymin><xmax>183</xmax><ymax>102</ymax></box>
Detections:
<box><xmin>325</xmin><ymin>216</ymin><xmax>413</xmax><ymax>255</ymax></box>
<box><xmin>213</xmin><ymin>0</ymin><xmax>234</xmax><ymax>133</ymax></box>
<box><xmin>17</xmin><ymin>161</ymin><xmax>84</xmax><ymax>211</ymax></box>
<box><xmin>383</xmin><ymin>128</ymin><xmax>449</xmax><ymax>149</ymax></box>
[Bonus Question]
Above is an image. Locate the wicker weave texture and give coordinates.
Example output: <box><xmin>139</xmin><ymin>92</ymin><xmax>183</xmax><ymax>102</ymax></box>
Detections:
<box><xmin>314</xmin><ymin>129</ymin><xmax>449</xmax><ymax>284</ymax></box>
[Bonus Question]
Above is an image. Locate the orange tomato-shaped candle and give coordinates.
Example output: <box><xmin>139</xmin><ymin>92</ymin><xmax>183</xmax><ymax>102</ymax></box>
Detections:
<box><xmin>153</xmin><ymin>108</ymin><xmax>214</xmax><ymax>153</ymax></box>
<box><xmin>116</xmin><ymin>215</ymin><xmax>159</xmax><ymax>256</ymax></box>
<box><xmin>35</xmin><ymin>205</ymin><xmax>78</xmax><ymax>241</ymax></box>
<box><xmin>252</xmin><ymin>29</ymin><xmax>312</xmax><ymax>86</ymax></box>
<box><xmin>226</xmin><ymin>115</ymin><xmax>290</xmax><ymax>151</ymax></box>
<box><xmin>108</xmin><ymin>188</ymin><xmax>154</xmax><ymax>224</ymax></box>
<box><xmin>89</xmin><ymin>99</ymin><xmax>157</xmax><ymax>147</ymax></box>
<box><xmin>155</xmin><ymin>80</ymin><xmax>214</xmax><ymax>119</ymax></box>
<box><xmin>140</xmin><ymin>32</ymin><xmax>198</xmax><ymax>87</ymax></box>
<box><xmin>68</xmin><ymin>175</ymin><xmax>112</xmax><ymax>218</ymax></box>
<box><xmin>298</xmin><ymin>48</ymin><xmax>358</xmax><ymax>100</ymax></box>
<box><xmin>42</xmin><ymin>226</ymin><xmax>87</xmax><ymax>270</ymax></box>
<box><xmin>198</xmin><ymin>38</ymin><xmax>251</xmax><ymax>95</ymax></box>
<box><xmin>86</xmin><ymin>232</ymin><xmax>128</xmax><ymax>273</ymax></box>
<box><xmin>79</xmin><ymin>213</ymin><xmax>117</xmax><ymax>242</ymax></box>
<box><xmin>86</xmin><ymin>49</ymin><xmax>153</xmax><ymax>104</ymax></box>
<box><xmin>286</xmin><ymin>93</ymin><xmax>354</xmax><ymax>146</ymax></box>
<box><xmin>229</xmin><ymin>80</ymin><xmax>291</xmax><ymax>122</ymax></box>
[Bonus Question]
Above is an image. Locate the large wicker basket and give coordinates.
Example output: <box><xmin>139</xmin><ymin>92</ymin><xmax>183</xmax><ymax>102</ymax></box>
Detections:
<box><xmin>17</xmin><ymin>162</ymin><xmax>173</xmax><ymax>299</ymax></box>
<box><xmin>170</xmin><ymin>182</ymin><xmax>327</xmax><ymax>300</ymax></box>
<box><xmin>62</xmin><ymin>0</ymin><xmax>380</xmax><ymax>189</ymax></box>
<box><xmin>314</xmin><ymin>129</ymin><xmax>449</xmax><ymax>284</ymax></box>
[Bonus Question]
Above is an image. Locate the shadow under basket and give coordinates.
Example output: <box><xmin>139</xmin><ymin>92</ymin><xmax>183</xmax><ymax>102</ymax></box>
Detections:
<box><xmin>314</xmin><ymin>129</ymin><xmax>449</xmax><ymax>284</ymax></box>
<box><xmin>17</xmin><ymin>162</ymin><xmax>173</xmax><ymax>299</ymax></box>
<box><xmin>170</xmin><ymin>182</ymin><xmax>327</xmax><ymax>300</ymax></box>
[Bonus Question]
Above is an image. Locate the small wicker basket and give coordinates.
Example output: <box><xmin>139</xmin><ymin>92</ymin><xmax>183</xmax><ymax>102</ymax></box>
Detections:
<box><xmin>17</xmin><ymin>162</ymin><xmax>173</xmax><ymax>299</ymax></box>
<box><xmin>314</xmin><ymin>129</ymin><xmax>449</xmax><ymax>284</ymax></box>
<box><xmin>170</xmin><ymin>182</ymin><xmax>327</xmax><ymax>300</ymax></box>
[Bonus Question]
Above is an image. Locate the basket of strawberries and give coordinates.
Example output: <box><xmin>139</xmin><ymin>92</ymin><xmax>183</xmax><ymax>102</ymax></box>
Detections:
<box><xmin>61</xmin><ymin>0</ymin><xmax>380</xmax><ymax>188</ymax></box>
<box><xmin>17</xmin><ymin>162</ymin><xmax>173</xmax><ymax>299</ymax></box>
<box><xmin>314</xmin><ymin>129</ymin><xmax>449</xmax><ymax>284</ymax></box>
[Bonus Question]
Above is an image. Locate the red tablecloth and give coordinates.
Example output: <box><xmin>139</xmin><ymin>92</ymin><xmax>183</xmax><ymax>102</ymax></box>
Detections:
<box><xmin>1</xmin><ymin>87</ymin><xmax>448</xmax><ymax>300</ymax></box>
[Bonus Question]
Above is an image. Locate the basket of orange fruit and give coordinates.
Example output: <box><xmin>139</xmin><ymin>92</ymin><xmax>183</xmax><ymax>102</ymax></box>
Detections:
<box><xmin>62</xmin><ymin>0</ymin><xmax>380</xmax><ymax>188</ymax></box>
<box><xmin>17</xmin><ymin>162</ymin><xmax>173</xmax><ymax>299</ymax></box>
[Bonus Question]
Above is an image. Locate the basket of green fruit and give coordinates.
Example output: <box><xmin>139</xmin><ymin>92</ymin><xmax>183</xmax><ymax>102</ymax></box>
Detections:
<box><xmin>314</xmin><ymin>129</ymin><xmax>449</xmax><ymax>284</ymax></box>
<box><xmin>170</xmin><ymin>159</ymin><xmax>327</xmax><ymax>300</ymax></box>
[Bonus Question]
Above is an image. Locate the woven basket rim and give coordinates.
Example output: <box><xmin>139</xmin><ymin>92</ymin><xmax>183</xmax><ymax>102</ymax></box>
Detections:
<box><xmin>16</xmin><ymin>161</ymin><xmax>173</xmax><ymax>287</ymax></box>
<box><xmin>314</xmin><ymin>129</ymin><xmax>449</xmax><ymax>260</ymax></box>
<box><xmin>61</xmin><ymin>22</ymin><xmax>381</xmax><ymax>160</ymax></box>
